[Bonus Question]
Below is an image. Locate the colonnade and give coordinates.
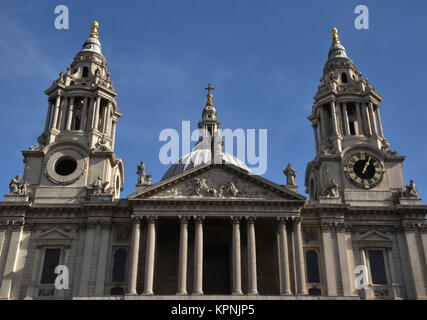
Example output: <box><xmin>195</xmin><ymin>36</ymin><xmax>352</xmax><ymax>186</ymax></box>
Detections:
<box><xmin>45</xmin><ymin>93</ymin><xmax>116</xmax><ymax>137</ymax></box>
<box><xmin>312</xmin><ymin>99</ymin><xmax>384</xmax><ymax>153</ymax></box>
<box><xmin>126</xmin><ymin>215</ymin><xmax>307</xmax><ymax>296</ymax></box>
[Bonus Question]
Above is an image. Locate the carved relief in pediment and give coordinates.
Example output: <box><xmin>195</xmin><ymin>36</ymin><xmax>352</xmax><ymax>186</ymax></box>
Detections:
<box><xmin>147</xmin><ymin>168</ymin><xmax>284</xmax><ymax>200</ymax></box>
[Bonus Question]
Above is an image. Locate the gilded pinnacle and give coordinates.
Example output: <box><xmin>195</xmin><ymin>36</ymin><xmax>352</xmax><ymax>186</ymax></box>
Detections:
<box><xmin>204</xmin><ymin>82</ymin><xmax>215</xmax><ymax>106</ymax></box>
<box><xmin>90</xmin><ymin>21</ymin><xmax>99</xmax><ymax>38</ymax></box>
<box><xmin>331</xmin><ymin>27</ymin><xmax>340</xmax><ymax>44</ymax></box>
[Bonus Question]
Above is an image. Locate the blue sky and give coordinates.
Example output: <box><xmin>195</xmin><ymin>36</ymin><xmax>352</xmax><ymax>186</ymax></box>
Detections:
<box><xmin>1</xmin><ymin>0</ymin><xmax>427</xmax><ymax>199</ymax></box>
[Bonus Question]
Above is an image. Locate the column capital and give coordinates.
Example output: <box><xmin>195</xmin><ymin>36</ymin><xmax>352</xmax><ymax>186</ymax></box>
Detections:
<box><xmin>246</xmin><ymin>216</ymin><xmax>256</xmax><ymax>224</ymax></box>
<box><xmin>231</xmin><ymin>216</ymin><xmax>242</xmax><ymax>224</ymax></box>
<box><xmin>291</xmin><ymin>216</ymin><xmax>302</xmax><ymax>224</ymax></box>
<box><xmin>417</xmin><ymin>223</ymin><xmax>427</xmax><ymax>233</ymax></box>
<box><xmin>131</xmin><ymin>214</ymin><xmax>142</xmax><ymax>224</ymax></box>
<box><xmin>277</xmin><ymin>217</ymin><xmax>289</xmax><ymax>225</ymax></box>
<box><xmin>179</xmin><ymin>216</ymin><xmax>189</xmax><ymax>224</ymax></box>
<box><xmin>146</xmin><ymin>216</ymin><xmax>158</xmax><ymax>223</ymax></box>
<box><xmin>194</xmin><ymin>216</ymin><xmax>205</xmax><ymax>224</ymax></box>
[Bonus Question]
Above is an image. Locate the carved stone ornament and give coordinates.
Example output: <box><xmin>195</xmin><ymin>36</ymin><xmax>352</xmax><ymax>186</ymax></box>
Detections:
<box><xmin>149</xmin><ymin>168</ymin><xmax>285</xmax><ymax>200</ymax></box>
<box><xmin>9</xmin><ymin>174</ymin><xmax>30</xmax><ymax>195</ymax></box>
<box><xmin>92</xmin><ymin>176</ymin><xmax>113</xmax><ymax>195</ymax></box>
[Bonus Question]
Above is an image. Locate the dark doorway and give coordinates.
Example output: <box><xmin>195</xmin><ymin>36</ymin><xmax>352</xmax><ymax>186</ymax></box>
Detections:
<box><xmin>203</xmin><ymin>243</ymin><xmax>230</xmax><ymax>294</ymax></box>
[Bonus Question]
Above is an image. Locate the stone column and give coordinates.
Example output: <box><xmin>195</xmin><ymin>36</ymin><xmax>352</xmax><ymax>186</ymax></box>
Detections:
<box><xmin>103</xmin><ymin>101</ymin><xmax>112</xmax><ymax>134</ymax></box>
<box><xmin>44</xmin><ymin>101</ymin><xmax>53</xmax><ymax>132</ymax></box>
<box><xmin>143</xmin><ymin>216</ymin><xmax>157</xmax><ymax>295</ymax></box>
<box><xmin>51</xmin><ymin>94</ymin><xmax>61</xmax><ymax>130</ymax></box>
<box><xmin>375</xmin><ymin>106</ymin><xmax>384</xmax><ymax>137</ymax></box>
<box><xmin>24</xmin><ymin>245</ymin><xmax>42</xmax><ymax>299</ymax></box>
<box><xmin>0</xmin><ymin>221</ymin><xmax>23</xmax><ymax>299</ymax></box>
<box><xmin>336</xmin><ymin>102</ymin><xmax>343</xmax><ymax>135</ymax></box>
<box><xmin>336</xmin><ymin>224</ymin><xmax>353</xmax><ymax>296</ymax></box>
<box><xmin>293</xmin><ymin>216</ymin><xmax>307</xmax><ymax>295</ymax></box>
<box><xmin>100</xmin><ymin>101</ymin><xmax>108</xmax><ymax>134</ymax></box>
<box><xmin>319</xmin><ymin>106</ymin><xmax>328</xmax><ymax>140</ymax></box>
<box><xmin>330</xmin><ymin>101</ymin><xmax>338</xmax><ymax>135</ymax></box>
<box><xmin>66</xmin><ymin>96</ymin><xmax>74</xmax><ymax>130</ymax></box>
<box><xmin>387</xmin><ymin>248</ymin><xmax>400</xmax><ymax>299</ymax></box>
<box><xmin>80</xmin><ymin>97</ymin><xmax>88</xmax><ymax>131</ymax></box>
<box><xmin>364</xmin><ymin>102</ymin><xmax>373</xmax><ymax>136</ymax></box>
<box><xmin>246</xmin><ymin>216</ymin><xmax>258</xmax><ymax>295</ymax></box>
<box><xmin>342</xmin><ymin>102</ymin><xmax>350</xmax><ymax>135</ymax></box>
<box><xmin>321</xmin><ymin>222</ymin><xmax>337</xmax><ymax>296</ymax></box>
<box><xmin>95</xmin><ymin>222</ymin><xmax>111</xmax><ymax>296</ymax></box>
<box><xmin>193</xmin><ymin>216</ymin><xmax>204</xmax><ymax>295</ymax></box>
<box><xmin>312</xmin><ymin>124</ymin><xmax>319</xmax><ymax>153</ymax></box>
<box><xmin>86</xmin><ymin>97</ymin><xmax>95</xmax><ymax>131</ymax></box>
<box><xmin>92</xmin><ymin>96</ymin><xmax>101</xmax><ymax>130</ymax></box>
<box><xmin>78</xmin><ymin>221</ymin><xmax>96</xmax><ymax>296</ymax></box>
<box><xmin>231</xmin><ymin>216</ymin><xmax>242</xmax><ymax>295</ymax></box>
<box><xmin>278</xmin><ymin>217</ymin><xmax>291</xmax><ymax>295</ymax></box>
<box><xmin>402</xmin><ymin>223</ymin><xmax>425</xmax><ymax>298</ymax></box>
<box><xmin>111</xmin><ymin>121</ymin><xmax>117</xmax><ymax>148</ymax></box>
<box><xmin>126</xmin><ymin>215</ymin><xmax>141</xmax><ymax>295</ymax></box>
<box><xmin>355</xmin><ymin>103</ymin><xmax>363</xmax><ymax>135</ymax></box>
<box><xmin>58</xmin><ymin>98</ymin><xmax>68</xmax><ymax>131</ymax></box>
<box><xmin>177</xmin><ymin>217</ymin><xmax>189</xmax><ymax>295</ymax></box>
<box><xmin>369</xmin><ymin>102</ymin><xmax>378</xmax><ymax>135</ymax></box>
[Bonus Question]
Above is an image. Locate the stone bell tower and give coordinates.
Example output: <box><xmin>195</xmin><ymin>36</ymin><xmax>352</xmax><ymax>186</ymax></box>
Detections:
<box><xmin>20</xmin><ymin>21</ymin><xmax>124</xmax><ymax>203</ymax></box>
<box><xmin>304</xmin><ymin>28</ymin><xmax>421</xmax><ymax>206</ymax></box>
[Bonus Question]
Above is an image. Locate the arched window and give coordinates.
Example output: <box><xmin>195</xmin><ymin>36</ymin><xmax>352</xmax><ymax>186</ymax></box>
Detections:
<box><xmin>341</xmin><ymin>72</ymin><xmax>348</xmax><ymax>83</ymax></box>
<box><xmin>306</xmin><ymin>250</ymin><xmax>320</xmax><ymax>283</ymax></box>
<box><xmin>82</xmin><ymin>66</ymin><xmax>89</xmax><ymax>78</ymax></box>
<box><xmin>112</xmin><ymin>248</ymin><xmax>127</xmax><ymax>283</ymax></box>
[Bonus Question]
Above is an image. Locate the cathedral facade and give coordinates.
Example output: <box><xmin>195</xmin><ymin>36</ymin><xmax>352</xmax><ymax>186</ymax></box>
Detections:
<box><xmin>0</xmin><ymin>23</ymin><xmax>426</xmax><ymax>300</ymax></box>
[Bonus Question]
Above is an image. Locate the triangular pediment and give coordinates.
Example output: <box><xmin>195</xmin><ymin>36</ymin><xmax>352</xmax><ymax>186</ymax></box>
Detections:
<box><xmin>36</xmin><ymin>228</ymin><xmax>73</xmax><ymax>246</ymax></box>
<box><xmin>37</xmin><ymin>228</ymin><xmax>72</xmax><ymax>240</ymax></box>
<box><xmin>359</xmin><ymin>230</ymin><xmax>392</xmax><ymax>242</ymax></box>
<box><xmin>128</xmin><ymin>163</ymin><xmax>305</xmax><ymax>201</ymax></box>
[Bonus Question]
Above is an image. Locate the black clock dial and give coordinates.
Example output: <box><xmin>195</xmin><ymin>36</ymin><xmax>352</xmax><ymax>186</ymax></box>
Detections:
<box><xmin>353</xmin><ymin>158</ymin><xmax>376</xmax><ymax>179</ymax></box>
<box><xmin>343</xmin><ymin>152</ymin><xmax>384</xmax><ymax>189</ymax></box>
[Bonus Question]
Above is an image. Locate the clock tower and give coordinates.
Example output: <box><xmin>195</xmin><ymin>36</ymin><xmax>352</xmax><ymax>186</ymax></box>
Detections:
<box><xmin>21</xmin><ymin>22</ymin><xmax>125</xmax><ymax>204</ymax></box>
<box><xmin>304</xmin><ymin>28</ymin><xmax>421</xmax><ymax>206</ymax></box>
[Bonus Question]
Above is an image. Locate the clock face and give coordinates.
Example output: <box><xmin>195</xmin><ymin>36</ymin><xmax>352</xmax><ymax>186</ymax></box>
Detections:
<box><xmin>344</xmin><ymin>152</ymin><xmax>384</xmax><ymax>189</ymax></box>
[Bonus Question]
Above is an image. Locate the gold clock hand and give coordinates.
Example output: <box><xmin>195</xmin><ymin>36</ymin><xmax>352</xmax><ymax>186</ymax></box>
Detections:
<box><xmin>362</xmin><ymin>157</ymin><xmax>371</xmax><ymax>174</ymax></box>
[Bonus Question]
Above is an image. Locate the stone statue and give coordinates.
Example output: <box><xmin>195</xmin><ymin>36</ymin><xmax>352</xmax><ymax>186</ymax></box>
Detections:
<box><xmin>194</xmin><ymin>177</ymin><xmax>217</xmax><ymax>197</ymax></box>
<box><xmin>404</xmin><ymin>180</ymin><xmax>419</xmax><ymax>198</ymax></box>
<box><xmin>93</xmin><ymin>177</ymin><xmax>103</xmax><ymax>195</ymax></box>
<box><xmin>322</xmin><ymin>179</ymin><xmax>339</xmax><ymax>198</ymax></box>
<box><xmin>20</xmin><ymin>180</ymin><xmax>29</xmax><ymax>195</ymax></box>
<box><xmin>9</xmin><ymin>175</ymin><xmax>21</xmax><ymax>194</ymax></box>
<box><xmin>137</xmin><ymin>161</ymin><xmax>152</xmax><ymax>185</ymax></box>
<box><xmin>92</xmin><ymin>177</ymin><xmax>111</xmax><ymax>195</ymax></box>
<box><xmin>329</xmin><ymin>179</ymin><xmax>339</xmax><ymax>197</ymax></box>
<box><xmin>283</xmin><ymin>163</ymin><xmax>297</xmax><ymax>186</ymax></box>
<box><xmin>9</xmin><ymin>174</ymin><xmax>29</xmax><ymax>195</ymax></box>
<box><xmin>227</xmin><ymin>182</ymin><xmax>239</xmax><ymax>197</ymax></box>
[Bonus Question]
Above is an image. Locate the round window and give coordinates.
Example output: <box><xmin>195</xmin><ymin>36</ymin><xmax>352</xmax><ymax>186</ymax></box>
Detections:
<box><xmin>55</xmin><ymin>157</ymin><xmax>77</xmax><ymax>176</ymax></box>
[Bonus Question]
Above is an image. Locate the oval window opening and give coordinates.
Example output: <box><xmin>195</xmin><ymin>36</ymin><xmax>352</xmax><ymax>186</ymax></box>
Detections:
<box><xmin>55</xmin><ymin>157</ymin><xmax>77</xmax><ymax>176</ymax></box>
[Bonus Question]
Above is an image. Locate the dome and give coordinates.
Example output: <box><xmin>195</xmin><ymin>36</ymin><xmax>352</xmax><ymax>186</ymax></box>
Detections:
<box><xmin>161</xmin><ymin>149</ymin><xmax>250</xmax><ymax>181</ymax></box>
<box><xmin>328</xmin><ymin>43</ymin><xmax>349</xmax><ymax>61</ymax></box>
<box><xmin>81</xmin><ymin>36</ymin><xmax>103</xmax><ymax>56</ymax></box>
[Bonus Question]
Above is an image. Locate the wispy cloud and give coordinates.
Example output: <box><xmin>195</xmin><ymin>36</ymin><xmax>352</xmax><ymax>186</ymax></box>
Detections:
<box><xmin>0</xmin><ymin>10</ymin><xmax>56</xmax><ymax>79</ymax></box>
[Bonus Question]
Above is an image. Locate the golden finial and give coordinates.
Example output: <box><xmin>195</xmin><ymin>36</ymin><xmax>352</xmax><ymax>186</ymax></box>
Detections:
<box><xmin>331</xmin><ymin>27</ymin><xmax>340</xmax><ymax>44</ymax></box>
<box><xmin>204</xmin><ymin>82</ymin><xmax>215</xmax><ymax>106</ymax></box>
<box><xmin>90</xmin><ymin>21</ymin><xmax>99</xmax><ymax>38</ymax></box>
